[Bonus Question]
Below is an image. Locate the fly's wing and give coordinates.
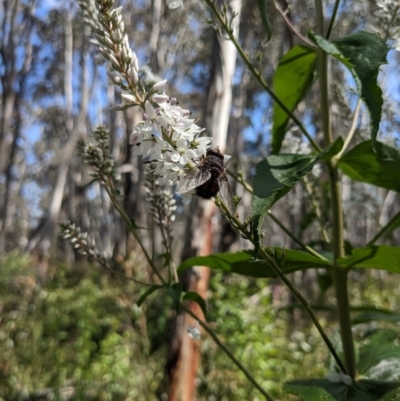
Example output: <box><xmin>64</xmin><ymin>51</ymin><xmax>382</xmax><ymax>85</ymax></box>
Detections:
<box><xmin>218</xmin><ymin>174</ymin><xmax>235</xmax><ymax>213</ymax></box>
<box><xmin>177</xmin><ymin>165</ymin><xmax>211</xmax><ymax>194</ymax></box>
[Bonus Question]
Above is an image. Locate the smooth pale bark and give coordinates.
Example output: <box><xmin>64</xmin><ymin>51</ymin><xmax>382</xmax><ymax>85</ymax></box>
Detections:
<box><xmin>379</xmin><ymin>190</ymin><xmax>397</xmax><ymax>228</ymax></box>
<box><xmin>167</xmin><ymin>1</ymin><xmax>241</xmax><ymax>400</ymax></box>
<box><xmin>0</xmin><ymin>0</ymin><xmax>35</xmax><ymax>252</ymax></box>
<box><xmin>25</xmin><ymin>12</ymin><xmax>91</xmax><ymax>261</ymax></box>
<box><xmin>150</xmin><ymin>0</ymin><xmax>162</xmax><ymax>72</ymax></box>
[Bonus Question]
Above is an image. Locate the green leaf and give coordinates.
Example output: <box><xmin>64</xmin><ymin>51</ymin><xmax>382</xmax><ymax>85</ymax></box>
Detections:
<box><xmin>182</xmin><ymin>291</ymin><xmax>207</xmax><ymax>318</ymax></box>
<box><xmin>284</xmin><ymin>381</ymin><xmax>336</xmax><ymax>400</ymax></box>
<box><xmin>352</xmin><ymin>308</ymin><xmax>400</xmax><ymax>325</ymax></box>
<box><xmin>338</xmin><ymin>140</ymin><xmax>400</xmax><ymax>191</ymax></box>
<box><xmin>137</xmin><ymin>285</ymin><xmax>162</xmax><ymax>307</ymax></box>
<box><xmin>336</xmin><ymin>246</ymin><xmax>400</xmax><ymax>273</ymax></box>
<box><xmin>256</xmin><ymin>0</ymin><xmax>272</xmax><ymax>45</ymax></box>
<box><xmin>310</xmin><ymin>32</ymin><xmax>389</xmax><ymax>146</ymax></box>
<box><xmin>284</xmin><ymin>379</ymin><xmax>400</xmax><ymax>401</ymax></box>
<box><xmin>378</xmin><ymin>387</ymin><xmax>400</xmax><ymax>401</ymax></box>
<box><xmin>178</xmin><ymin>248</ymin><xmax>331</xmax><ymax>278</ymax></box>
<box><xmin>252</xmin><ymin>137</ymin><xmax>343</xmax><ymax>244</ymax></box>
<box><xmin>167</xmin><ymin>282</ymin><xmax>183</xmax><ymax>311</ymax></box>
<box><xmin>358</xmin><ymin>330</ymin><xmax>400</xmax><ymax>381</ymax></box>
<box><xmin>272</xmin><ymin>45</ymin><xmax>317</xmax><ymax>153</ymax></box>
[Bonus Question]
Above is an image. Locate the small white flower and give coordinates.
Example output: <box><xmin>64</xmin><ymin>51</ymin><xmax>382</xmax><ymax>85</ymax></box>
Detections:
<box><xmin>193</xmin><ymin>137</ymin><xmax>212</xmax><ymax>157</ymax></box>
<box><xmin>143</xmin><ymin>101</ymin><xmax>168</xmax><ymax>134</ymax></box>
<box><xmin>129</xmin><ymin>91</ymin><xmax>212</xmax><ymax>186</ymax></box>
<box><xmin>129</xmin><ymin>130</ymin><xmax>144</xmax><ymax>155</ymax></box>
<box><xmin>151</xmin><ymin>93</ymin><xmax>169</xmax><ymax>104</ymax></box>
<box><xmin>143</xmin><ymin>135</ymin><xmax>164</xmax><ymax>160</ymax></box>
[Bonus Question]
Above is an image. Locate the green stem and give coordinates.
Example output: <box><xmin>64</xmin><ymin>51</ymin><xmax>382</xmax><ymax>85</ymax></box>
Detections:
<box><xmin>273</xmin><ymin>0</ymin><xmax>317</xmax><ymax>48</ymax></box>
<box><xmin>227</xmin><ymin>170</ymin><xmax>254</xmax><ymax>194</ymax></box>
<box><xmin>182</xmin><ymin>305</ymin><xmax>275</xmax><ymax>401</ymax></box>
<box><xmin>204</xmin><ymin>0</ymin><xmax>321</xmax><ymax>153</ymax></box>
<box><xmin>266</xmin><ymin>211</ymin><xmax>330</xmax><ymax>262</ymax></box>
<box><xmin>315</xmin><ymin>0</ymin><xmax>356</xmax><ymax>379</ymax></box>
<box><xmin>325</xmin><ymin>0</ymin><xmax>341</xmax><ymax>39</ymax></box>
<box><xmin>336</xmin><ymin>98</ymin><xmax>361</xmax><ymax>160</ymax></box>
<box><xmin>217</xmin><ymin>200</ymin><xmax>347</xmax><ymax>375</ymax></box>
<box><xmin>104</xmin><ymin>178</ymin><xmax>167</xmax><ymax>285</ymax></box>
<box><xmin>227</xmin><ymin>170</ymin><xmax>329</xmax><ymax>262</ymax></box>
<box><xmin>367</xmin><ymin>208</ymin><xmax>400</xmax><ymax>246</ymax></box>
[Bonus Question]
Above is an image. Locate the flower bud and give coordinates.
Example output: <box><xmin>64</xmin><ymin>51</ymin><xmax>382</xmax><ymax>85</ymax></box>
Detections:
<box><xmin>151</xmin><ymin>79</ymin><xmax>167</xmax><ymax>91</ymax></box>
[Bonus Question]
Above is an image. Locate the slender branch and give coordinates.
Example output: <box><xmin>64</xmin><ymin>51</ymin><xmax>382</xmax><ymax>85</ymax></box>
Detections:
<box><xmin>266</xmin><ymin>211</ymin><xmax>330</xmax><ymax>262</ymax></box>
<box><xmin>227</xmin><ymin>170</ymin><xmax>329</xmax><ymax>261</ymax></box>
<box><xmin>273</xmin><ymin>0</ymin><xmax>317</xmax><ymax>48</ymax></box>
<box><xmin>204</xmin><ymin>0</ymin><xmax>321</xmax><ymax>153</ymax></box>
<box><xmin>315</xmin><ymin>0</ymin><xmax>356</xmax><ymax>379</ymax></box>
<box><xmin>217</xmin><ymin>199</ymin><xmax>348</xmax><ymax>375</ymax></box>
<box><xmin>227</xmin><ymin>169</ymin><xmax>254</xmax><ymax>194</ymax></box>
<box><xmin>182</xmin><ymin>305</ymin><xmax>275</xmax><ymax>401</ymax></box>
<box><xmin>325</xmin><ymin>0</ymin><xmax>341</xmax><ymax>39</ymax></box>
<box><xmin>336</xmin><ymin>98</ymin><xmax>361</xmax><ymax>160</ymax></box>
<box><xmin>103</xmin><ymin>176</ymin><xmax>167</xmax><ymax>285</ymax></box>
<box><xmin>367</xmin><ymin>209</ymin><xmax>400</xmax><ymax>246</ymax></box>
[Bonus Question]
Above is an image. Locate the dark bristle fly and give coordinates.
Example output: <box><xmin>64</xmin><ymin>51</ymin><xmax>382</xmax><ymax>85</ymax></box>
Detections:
<box><xmin>177</xmin><ymin>147</ymin><xmax>234</xmax><ymax>213</ymax></box>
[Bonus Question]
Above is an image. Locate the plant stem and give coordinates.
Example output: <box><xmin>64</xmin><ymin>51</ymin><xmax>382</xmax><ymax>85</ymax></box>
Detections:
<box><xmin>227</xmin><ymin>170</ymin><xmax>329</xmax><ymax>261</ymax></box>
<box><xmin>266</xmin><ymin>211</ymin><xmax>330</xmax><ymax>262</ymax></box>
<box><xmin>336</xmin><ymin>98</ymin><xmax>361</xmax><ymax>160</ymax></box>
<box><xmin>367</xmin><ymin>208</ymin><xmax>400</xmax><ymax>246</ymax></box>
<box><xmin>104</xmin><ymin>177</ymin><xmax>167</xmax><ymax>285</ymax></box>
<box><xmin>218</xmin><ymin>200</ymin><xmax>348</xmax><ymax>375</ymax></box>
<box><xmin>325</xmin><ymin>0</ymin><xmax>341</xmax><ymax>39</ymax></box>
<box><xmin>315</xmin><ymin>0</ymin><xmax>356</xmax><ymax>379</ymax></box>
<box><xmin>182</xmin><ymin>305</ymin><xmax>275</xmax><ymax>401</ymax></box>
<box><xmin>204</xmin><ymin>0</ymin><xmax>321</xmax><ymax>153</ymax></box>
<box><xmin>273</xmin><ymin>0</ymin><xmax>317</xmax><ymax>48</ymax></box>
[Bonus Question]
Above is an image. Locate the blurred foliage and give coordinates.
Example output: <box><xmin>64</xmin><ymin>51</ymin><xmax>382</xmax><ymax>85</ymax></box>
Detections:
<box><xmin>0</xmin><ymin>252</ymin><xmax>164</xmax><ymax>401</ymax></box>
<box><xmin>199</xmin><ymin>272</ymin><xmax>326</xmax><ymax>400</ymax></box>
<box><xmin>1</xmin><ymin>252</ymin><xmax>400</xmax><ymax>400</ymax></box>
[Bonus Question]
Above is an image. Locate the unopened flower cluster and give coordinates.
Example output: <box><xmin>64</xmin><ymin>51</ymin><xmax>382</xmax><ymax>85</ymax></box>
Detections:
<box><xmin>77</xmin><ymin>126</ymin><xmax>116</xmax><ymax>183</ymax></box>
<box><xmin>79</xmin><ymin>0</ymin><xmax>141</xmax><ymax>105</ymax></box>
<box><xmin>146</xmin><ymin>166</ymin><xmax>177</xmax><ymax>247</ymax></box>
<box><xmin>130</xmin><ymin>91</ymin><xmax>212</xmax><ymax>186</ymax></box>
<box><xmin>60</xmin><ymin>222</ymin><xmax>102</xmax><ymax>260</ymax></box>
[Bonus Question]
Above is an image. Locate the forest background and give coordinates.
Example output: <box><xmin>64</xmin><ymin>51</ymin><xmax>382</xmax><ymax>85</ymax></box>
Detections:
<box><xmin>1</xmin><ymin>0</ymin><xmax>400</xmax><ymax>400</ymax></box>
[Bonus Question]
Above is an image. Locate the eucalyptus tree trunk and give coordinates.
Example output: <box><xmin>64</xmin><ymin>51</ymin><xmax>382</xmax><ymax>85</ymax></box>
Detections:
<box><xmin>0</xmin><ymin>0</ymin><xmax>35</xmax><ymax>252</ymax></box>
<box><xmin>167</xmin><ymin>1</ymin><xmax>241</xmax><ymax>399</ymax></box>
<box><xmin>25</xmin><ymin>12</ymin><xmax>91</xmax><ymax>274</ymax></box>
